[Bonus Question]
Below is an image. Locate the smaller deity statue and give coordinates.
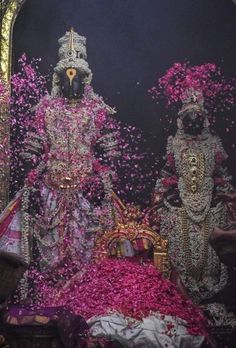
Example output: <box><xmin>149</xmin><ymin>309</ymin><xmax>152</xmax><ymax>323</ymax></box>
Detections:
<box><xmin>154</xmin><ymin>85</ymin><xmax>233</xmax><ymax>305</ymax></box>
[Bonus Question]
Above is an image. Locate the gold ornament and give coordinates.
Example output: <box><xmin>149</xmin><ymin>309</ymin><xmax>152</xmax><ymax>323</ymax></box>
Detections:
<box><xmin>182</xmin><ymin>151</ymin><xmax>205</xmax><ymax>194</ymax></box>
<box><xmin>180</xmin><ymin>207</ymin><xmax>211</xmax><ymax>280</ymax></box>
<box><xmin>94</xmin><ymin>196</ymin><xmax>171</xmax><ymax>278</ymax></box>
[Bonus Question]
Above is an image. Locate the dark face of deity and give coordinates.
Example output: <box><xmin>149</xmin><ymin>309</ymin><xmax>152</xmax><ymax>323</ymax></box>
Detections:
<box><xmin>60</xmin><ymin>68</ymin><xmax>86</xmax><ymax>100</ymax></box>
<box><xmin>182</xmin><ymin>111</ymin><xmax>205</xmax><ymax>136</ymax></box>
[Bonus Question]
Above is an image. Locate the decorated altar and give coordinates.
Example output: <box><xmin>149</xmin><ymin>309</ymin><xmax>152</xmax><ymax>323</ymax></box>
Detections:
<box><xmin>0</xmin><ymin>2</ymin><xmax>236</xmax><ymax>347</ymax></box>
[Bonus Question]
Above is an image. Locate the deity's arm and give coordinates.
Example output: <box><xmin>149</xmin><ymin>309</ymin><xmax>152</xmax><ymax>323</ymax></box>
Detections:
<box><xmin>153</xmin><ymin>136</ymin><xmax>180</xmax><ymax>207</ymax></box>
<box><xmin>76</xmin><ymin>94</ymin><xmax>118</xmax><ymax>229</ymax></box>
<box><xmin>20</xmin><ymin>130</ymin><xmax>45</xmax><ymax>162</ymax></box>
<box><xmin>94</xmin><ymin>100</ymin><xmax>120</xmax><ymax>229</ymax></box>
<box><xmin>212</xmin><ymin>136</ymin><xmax>233</xmax><ymax>195</ymax></box>
<box><xmin>85</xmin><ymin>89</ymin><xmax>119</xmax><ymax>161</ymax></box>
<box><xmin>96</xmin><ymin>111</ymin><xmax>120</xmax><ymax>161</ymax></box>
<box><xmin>19</xmin><ymin>97</ymin><xmax>49</xmax><ymax>183</ymax></box>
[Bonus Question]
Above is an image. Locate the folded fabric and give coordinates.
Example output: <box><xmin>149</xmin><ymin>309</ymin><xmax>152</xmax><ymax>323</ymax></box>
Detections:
<box><xmin>88</xmin><ymin>312</ymin><xmax>204</xmax><ymax>348</ymax></box>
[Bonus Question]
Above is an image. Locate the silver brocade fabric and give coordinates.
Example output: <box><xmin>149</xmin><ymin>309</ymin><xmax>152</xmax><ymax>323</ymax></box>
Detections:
<box><xmin>157</xmin><ymin>131</ymin><xmax>229</xmax><ymax>303</ymax></box>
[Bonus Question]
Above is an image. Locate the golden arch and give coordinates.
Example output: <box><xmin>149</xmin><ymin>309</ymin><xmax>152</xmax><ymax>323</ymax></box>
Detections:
<box><xmin>0</xmin><ymin>0</ymin><xmax>25</xmax><ymax>211</ymax></box>
<box><xmin>94</xmin><ymin>222</ymin><xmax>170</xmax><ymax>277</ymax></box>
<box><xmin>0</xmin><ymin>0</ymin><xmax>25</xmax><ymax>82</ymax></box>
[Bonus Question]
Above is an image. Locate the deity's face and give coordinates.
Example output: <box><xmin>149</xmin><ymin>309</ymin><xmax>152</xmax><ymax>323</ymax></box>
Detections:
<box><xmin>182</xmin><ymin>111</ymin><xmax>205</xmax><ymax>136</ymax></box>
<box><xmin>60</xmin><ymin>68</ymin><xmax>87</xmax><ymax>100</ymax></box>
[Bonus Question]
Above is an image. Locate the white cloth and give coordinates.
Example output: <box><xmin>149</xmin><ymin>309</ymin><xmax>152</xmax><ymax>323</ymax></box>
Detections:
<box><xmin>88</xmin><ymin>312</ymin><xmax>204</xmax><ymax>348</ymax></box>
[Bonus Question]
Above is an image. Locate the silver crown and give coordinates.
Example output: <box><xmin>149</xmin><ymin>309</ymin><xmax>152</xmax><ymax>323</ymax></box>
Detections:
<box><xmin>54</xmin><ymin>28</ymin><xmax>92</xmax><ymax>78</ymax></box>
<box><xmin>58</xmin><ymin>27</ymin><xmax>87</xmax><ymax>61</ymax></box>
<box><xmin>51</xmin><ymin>28</ymin><xmax>93</xmax><ymax>96</ymax></box>
<box><xmin>179</xmin><ymin>88</ymin><xmax>206</xmax><ymax>116</ymax></box>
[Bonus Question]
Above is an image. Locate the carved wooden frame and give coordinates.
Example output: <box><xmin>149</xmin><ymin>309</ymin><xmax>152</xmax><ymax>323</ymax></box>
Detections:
<box><xmin>0</xmin><ymin>0</ymin><xmax>26</xmax><ymax>212</ymax></box>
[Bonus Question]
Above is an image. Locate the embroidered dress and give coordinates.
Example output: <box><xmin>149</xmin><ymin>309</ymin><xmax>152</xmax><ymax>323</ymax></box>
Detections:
<box><xmin>156</xmin><ymin>130</ymin><xmax>231</xmax><ymax>303</ymax></box>
<box><xmin>0</xmin><ymin>86</ymin><xmax>116</xmax><ymax>273</ymax></box>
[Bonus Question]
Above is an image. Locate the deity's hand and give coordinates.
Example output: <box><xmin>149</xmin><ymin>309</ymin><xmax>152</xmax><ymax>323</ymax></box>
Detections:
<box><xmin>165</xmin><ymin>192</ymin><xmax>182</xmax><ymax>207</ymax></box>
<box><xmin>210</xmin><ymin>226</ymin><xmax>236</xmax><ymax>267</ymax></box>
<box><xmin>170</xmin><ymin>268</ymin><xmax>191</xmax><ymax>300</ymax></box>
<box><xmin>217</xmin><ymin>191</ymin><xmax>236</xmax><ymax>222</ymax></box>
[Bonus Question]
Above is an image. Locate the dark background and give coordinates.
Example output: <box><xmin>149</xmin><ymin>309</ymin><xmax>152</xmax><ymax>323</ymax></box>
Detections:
<box><xmin>12</xmin><ymin>0</ymin><xmax>236</xmax><ymax>197</ymax></box>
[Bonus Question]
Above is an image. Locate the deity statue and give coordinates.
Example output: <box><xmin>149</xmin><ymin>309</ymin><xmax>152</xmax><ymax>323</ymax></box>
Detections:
<box><xmin>0</xmin><ymin>29</ymin><xmax>118</xmax><ymax>289</ymax></box>
<box><xmin>154</xmin><ymin>87</ymin><xmax>233</xmax><ymax>305</ymax></box>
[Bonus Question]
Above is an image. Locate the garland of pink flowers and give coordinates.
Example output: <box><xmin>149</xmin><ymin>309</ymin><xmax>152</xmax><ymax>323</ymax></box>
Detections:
<box><xmin>27</xmin><ymin>258</ymin><xmax>208</xmax><ymax>337</ymax></box>
<box><xmin>149</xmin><ymin>62</ymin><xmax>236</xmax><ymax>115</ymax></box>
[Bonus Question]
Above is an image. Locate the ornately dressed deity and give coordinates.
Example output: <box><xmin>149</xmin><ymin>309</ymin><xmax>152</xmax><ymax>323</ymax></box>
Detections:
<box><xmin>0</xmin><ymin>29</ymin><xmax>118</xmax><ymax>284</ymax></box>
<box><xmin>155</xmin><ymin>88</ymin><xmax>232</xmax><ymax>305</ymax></box>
